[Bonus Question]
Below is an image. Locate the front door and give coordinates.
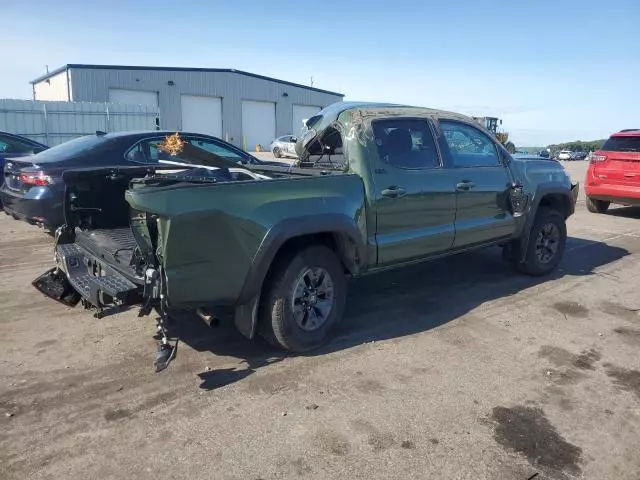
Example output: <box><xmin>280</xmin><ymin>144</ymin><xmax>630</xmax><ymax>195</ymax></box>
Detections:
<box><xmin>437</xmin><ymin>120</ymin><xmax>516</xmax><ymax>248</ymax></box>
<box><xmin>371</xmin><ymin>118</ymin><xmax>458</xmax><ymax>265</ymax></box>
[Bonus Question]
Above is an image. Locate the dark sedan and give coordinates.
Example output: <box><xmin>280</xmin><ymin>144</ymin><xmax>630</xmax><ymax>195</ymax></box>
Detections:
<box><xmin>1</xmin><ymin>130</ymin><xmax>289</xmax><ymax>230</ymax></box>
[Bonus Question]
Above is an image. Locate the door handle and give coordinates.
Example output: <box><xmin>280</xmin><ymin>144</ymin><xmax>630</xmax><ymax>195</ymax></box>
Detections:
<box><xmin>456</xmin><ymin>181</ymin><xmax>475</xmax><ymax>191</ymax></box>
<box><xmin>381</xmin><ymin>186</ymin><xmax>406</xmax><ymax>198</ymax></box>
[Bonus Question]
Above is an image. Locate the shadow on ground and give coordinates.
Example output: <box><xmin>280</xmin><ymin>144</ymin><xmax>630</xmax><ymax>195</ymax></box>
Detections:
<box><xmin>168</xmin><ymin>237</ymin><xmax>628</xmax><ymax>390</ymax></box>
<box><xmin>603</xmin><ymin>206</ymin><xmax>640</xmax><ymax>219</ymax></box>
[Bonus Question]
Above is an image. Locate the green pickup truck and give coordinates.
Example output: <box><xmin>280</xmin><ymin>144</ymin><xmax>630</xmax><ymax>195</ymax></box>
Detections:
<box><xmin>34</xmin><ymin>102</ymin><xmax>578</xmax><ymax>370</ymax></box>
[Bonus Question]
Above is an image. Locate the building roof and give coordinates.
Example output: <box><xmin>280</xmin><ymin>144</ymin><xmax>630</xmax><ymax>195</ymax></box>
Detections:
<box><xmin>31</xmin><ymin>64</ymin><xmax>344</xmax><ymax>97</ymax></box>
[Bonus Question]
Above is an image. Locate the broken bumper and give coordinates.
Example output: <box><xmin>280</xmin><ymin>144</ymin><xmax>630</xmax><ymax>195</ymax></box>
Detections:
<box><xmin>34</xmin><ymin>242</ymin><xmax>141</xmax><ymax>310</ymax></box>
<box><xmin>33</xmin><ymin>268</ymin><xmax>82</xmax><ymax>307</ymax></box>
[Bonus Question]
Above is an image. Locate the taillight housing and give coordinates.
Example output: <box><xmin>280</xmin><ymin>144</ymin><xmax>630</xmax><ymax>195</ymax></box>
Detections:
<box><xmin>19</xmin><ymin>171</ymin><xmax>53</xmax><ymax>186</ymax></box>
<box><xmin>590</xmin><ymin>154</ymin><xmax>607</xmax><ymax>164</ymax></box>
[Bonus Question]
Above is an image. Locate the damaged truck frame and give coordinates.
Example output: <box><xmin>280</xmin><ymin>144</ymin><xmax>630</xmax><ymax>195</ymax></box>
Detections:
<box><xmin>34</xmin><ymin>103</ymin><xmax>579</xmax><ymax>371</ymax></box>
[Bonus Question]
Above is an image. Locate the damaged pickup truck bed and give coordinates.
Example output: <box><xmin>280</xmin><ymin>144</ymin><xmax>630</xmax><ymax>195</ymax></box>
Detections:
<box><xmin>35</xmin><ymin>103</ymin><xmax>578</xmax><ymax>370</ymax></box>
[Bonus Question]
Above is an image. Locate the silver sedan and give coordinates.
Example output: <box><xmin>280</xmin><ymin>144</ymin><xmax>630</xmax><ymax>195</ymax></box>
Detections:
<box><xmin>270</xmin><ymin>135</ymin><xmax>298</xmax><ymax>158</ymax></box>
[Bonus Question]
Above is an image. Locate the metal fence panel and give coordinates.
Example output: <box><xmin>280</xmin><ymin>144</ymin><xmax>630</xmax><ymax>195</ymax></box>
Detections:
<box><xmin>0</xmin><ymin>99</ymin><xmax>158</xmax><ymax>146</ymax></box>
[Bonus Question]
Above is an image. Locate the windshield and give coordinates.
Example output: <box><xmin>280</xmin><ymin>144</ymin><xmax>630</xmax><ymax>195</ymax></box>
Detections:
<box><xmin>602</xmin><ymin>136</ymin><xmax>640</xmax><ymax>152</ymax></box>
<box><xmin>30</xmin><ymin>135</ymin><xmax>109</xmax><ymax>163</ymax></box>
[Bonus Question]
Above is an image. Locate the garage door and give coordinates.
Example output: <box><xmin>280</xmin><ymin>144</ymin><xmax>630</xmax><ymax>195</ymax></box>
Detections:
<box><xmin>108</xmin><ymin>89</ymin><xmax>158</xmax><ymax>107</ymax></box>
<box><xmin>292</xmin><ymin>105</ymin><xmax>321</xmax><ymax>136</ymax></box>
<box><xmin>181</xmin><ymin>95</ymin><xmax>222</xmax><ymax>137</ymax></box>
<box><xmin>242</xmin><ymin>100</ymin><xmax>275</xmax><ymax>151</ymax></box>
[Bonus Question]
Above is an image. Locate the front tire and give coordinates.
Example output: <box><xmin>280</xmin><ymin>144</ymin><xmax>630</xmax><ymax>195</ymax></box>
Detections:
<box><xmin>517</xmin><ymin>208</ymin><xmax>567</xmax><ymax>276</ymax></box>
<box><xmin>259</xmin><ymin>245</ymin><xmax>346</xmax><ymax>352</ymax></box>
<box><xmin>586</xmin><ymin>196</ymin><xmax>610</xmax><ymax>214</ymax></box>
<box><xmin>273</xmin><ymin>147</ymin><xmax>282</xmax><ymax>158</ymax></box>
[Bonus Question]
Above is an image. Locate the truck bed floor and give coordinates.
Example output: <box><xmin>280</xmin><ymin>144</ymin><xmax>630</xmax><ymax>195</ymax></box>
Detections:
<box><xmin>75</xmin><ymin>227</ymin><xmax>137</xmax><ymax>267</ymax></box>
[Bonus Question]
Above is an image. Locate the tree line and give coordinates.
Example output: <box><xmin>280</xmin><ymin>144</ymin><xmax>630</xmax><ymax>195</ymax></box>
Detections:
<box><xmin>547</xmin><ymin>139</ymin><xmax>606</xmax><ymax>153</ymax></box>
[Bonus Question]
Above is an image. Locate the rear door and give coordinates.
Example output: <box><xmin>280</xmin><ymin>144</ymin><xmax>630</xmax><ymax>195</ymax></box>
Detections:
<box><xmin>437</xmin><ymin>120</ymin><xmax>516</xmax><ymax>248</ymax></box>
<box><xmin>371</xmin><ymin>118</ymin><xmax>458</xmax><ymax>265</ymax></box>
<box><xmin>595</xmin><ymin>135</ymin><xmax>640</xmax><ymax>188</ymax></box>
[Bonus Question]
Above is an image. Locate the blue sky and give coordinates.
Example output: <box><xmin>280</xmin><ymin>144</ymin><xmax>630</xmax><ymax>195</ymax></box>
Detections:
<box><xmin>2</xmin><ymin>0</ymin><xmax>638</xmax><ymax>146</ymax></box>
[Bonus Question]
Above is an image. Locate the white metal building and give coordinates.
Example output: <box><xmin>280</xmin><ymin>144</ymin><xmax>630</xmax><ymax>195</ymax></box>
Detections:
<box><xmin>31</xmin><ymin>64</ymin><xmax>343</xmax><ymax>150</ymax></box>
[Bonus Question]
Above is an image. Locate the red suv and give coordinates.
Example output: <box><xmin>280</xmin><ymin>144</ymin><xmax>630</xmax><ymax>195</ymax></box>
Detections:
<box><xmin>585</xmin><ymin>129</ymin><xmax>640</xmax><ymax>213</ymax></box>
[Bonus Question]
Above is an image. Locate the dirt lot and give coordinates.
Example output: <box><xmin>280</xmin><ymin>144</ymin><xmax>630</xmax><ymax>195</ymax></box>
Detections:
<box><xmin>1</xmin><ymin>161</ymin><xmax>639</xmax><ymax>480</ymax></box>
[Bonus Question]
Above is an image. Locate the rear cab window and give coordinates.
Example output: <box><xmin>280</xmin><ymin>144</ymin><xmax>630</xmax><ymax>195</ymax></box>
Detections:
<box><xmin>371</xmin><ymin>119</ymin><xmax>440</xmax><ymax>169</ymax></box>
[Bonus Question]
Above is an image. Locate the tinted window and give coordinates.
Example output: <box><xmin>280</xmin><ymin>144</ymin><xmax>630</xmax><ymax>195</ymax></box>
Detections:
<box><xmin>372</xmin><ymin>119</ymin><xmax>440</xmax><ymax>169</ymax></box>
<box><xmin>125</xmin><ymin>141</ymin><xmax>154</xmax><ymax>163</ymax></box>
<box><xmin>0</xmin><ymin>135</ymin><xmax>42</xmax><ymax>155</ymax></box>
<box><xmin>188</xmin><ymin>138</ymin><xmax>244</xmax><ymax>160</ymax></box>
<box><xmin>127</xmin><ymin>137</ymin><xmax>249</xmax><ymax>165</ymax></box>
<box><xmin>126</xmin><ymin>138</ymin><xmax>186</xmax><ymax>164</ymax></box>
<box><xmin>32</xmin><ymin>135</ymin><xmax>109</xmax><ymax>163</ymax></box>
<box><xmin>439</xmin><ymin>121</ymin><xmax>500</xmax><ymax>167</ymax></box>
<box><xmin>602</xmin><ymin>136</ymin><xmax>640</xmax><ymax>152</ymax></box>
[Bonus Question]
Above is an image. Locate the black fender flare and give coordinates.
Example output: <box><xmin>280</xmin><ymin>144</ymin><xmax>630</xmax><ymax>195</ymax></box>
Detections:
<box><xmin>517</xmin><ymin>182</ymin><xmax>576</xmax><ymax>262</ymax></box>
<box><xmin>234</xmin><ymin>214</ymin><xmax>366</xmax><ymax>339</ymax></box>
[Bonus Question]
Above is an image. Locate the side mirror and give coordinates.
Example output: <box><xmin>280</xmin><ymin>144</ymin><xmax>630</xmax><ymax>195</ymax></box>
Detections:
<box><xmin>291</xmin><ymin>137</ymin><xmax>297</xmax><ymax>143</ymax></box>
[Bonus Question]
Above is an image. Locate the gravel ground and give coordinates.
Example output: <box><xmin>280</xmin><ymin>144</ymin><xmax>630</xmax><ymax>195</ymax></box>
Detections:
<box><xmin>1</xmin><ymin>161</ymin><xmax>639</xmax><ymax>480</ymax></box>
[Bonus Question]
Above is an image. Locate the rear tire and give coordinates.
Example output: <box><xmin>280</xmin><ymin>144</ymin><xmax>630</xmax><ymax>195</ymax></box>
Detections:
<box><xmin>273</xmin><ymin>147</ymin><xmax>282</xmax><ymax>158</ymax></box>
<box><xmin>259</xmin><ymin>245</ymin><xmax>346</xmax><ymax>352</ymax></box>
<box><xmin>517</xmin><ymin>208</ymin><xmax>567</xmax><ymax>276</ymax></box>
<box><xmin>586</xmin><ymin>196</ymin><xmax>610</xmax><ymax>214</ymax></box>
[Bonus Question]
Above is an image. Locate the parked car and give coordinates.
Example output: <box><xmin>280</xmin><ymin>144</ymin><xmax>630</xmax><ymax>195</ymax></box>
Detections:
<box><xmin>570</xmin><ymin>151</ymin><xmax>587</xmax><ymax>161</ymax></box>
<box><xmin>557</xmin><ymin>150</ymin><xmax>572</xmax><ymax>161</ymax></box>
<box><xmin>513</xmin><ymin>153</ymin><xmax>556</xmax><ymax>162</ymax></box>
<box><xmin>270</xmin><ymin>135</ymin><xmax>298</xmax><ymax>158</ymax></box>
<box><xmin>1</xmin><ymin>130</ymin><xmax>289</xmax><ymax>230</ymax></box>
<box><xmin>585</xmin><ymin>129</ymin><xmax>640</xmax><ymax>213</ymax></box>
<box><xmin>33</xmin><ymin>102</ymin><xmax>578</xmax><ymax>370</ymax></box>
